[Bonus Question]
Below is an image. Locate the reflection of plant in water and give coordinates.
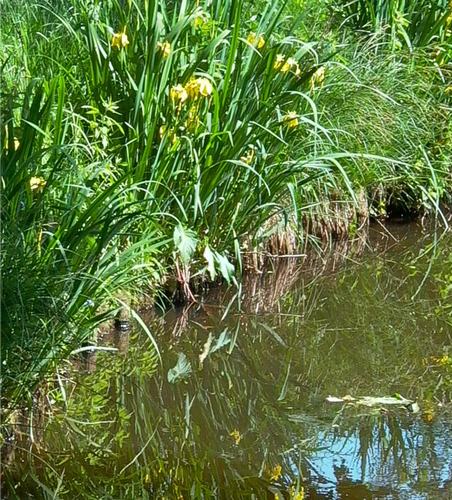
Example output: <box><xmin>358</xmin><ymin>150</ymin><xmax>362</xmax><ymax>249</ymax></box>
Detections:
<box><xmin>4</xmin><ymin>228</ymin><xmax>452</xmax><ymax>498</ymax></box>
<box><xmin>421</xmin><ymin>353</ymin><xmax>452</xmax><ymax>410</ymax></box>
<box><xmin>4</xmin><ymin>324</ymin><xmax>321</xmax><ymax>499</ymax></box>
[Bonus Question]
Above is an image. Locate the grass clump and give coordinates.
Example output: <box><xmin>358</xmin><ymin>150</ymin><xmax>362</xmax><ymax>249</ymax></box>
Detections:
<box><xmin>307</xmin><ymin>36</ymin><xmax>452</xmax><ymax>220</ymax></box>
<box><xmin>1</xmin><ymin>78</ymin><xmax>165</xmax><ymax>406</ymax></box>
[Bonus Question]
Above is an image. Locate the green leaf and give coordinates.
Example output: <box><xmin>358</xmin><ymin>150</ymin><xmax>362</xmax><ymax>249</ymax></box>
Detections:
<box><xmin>203</xmin><ymin>244</ymin><xmax>216</xmax><ymax>280</ymax></box>
<box><xmin>211</xmin><ymin>329</ymin><xmax>231</xmax><ymax>353</ymax></box>
<box><xmin>173</xmin><ymin>225</ymin><xmax>197</xmax><ymax>264</ymax></box>
<box><xmin>214</xmin><ymin>252</ymin><xmax>235</xmax><ymax>284</ymax></box>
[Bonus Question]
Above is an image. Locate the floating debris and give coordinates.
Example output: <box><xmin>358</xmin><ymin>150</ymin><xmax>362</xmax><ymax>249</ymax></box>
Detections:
<box><xmin>326</xmin><ymin>394</ymin><xmax>415</xmax><ymax>408</ymax></box>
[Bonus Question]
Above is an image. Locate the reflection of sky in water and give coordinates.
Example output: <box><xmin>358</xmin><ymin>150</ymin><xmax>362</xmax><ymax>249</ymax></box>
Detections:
<box><xmin>299</xmin><ymin>417</ymin><xmax>452</xmax><ymax>499</ymax></box>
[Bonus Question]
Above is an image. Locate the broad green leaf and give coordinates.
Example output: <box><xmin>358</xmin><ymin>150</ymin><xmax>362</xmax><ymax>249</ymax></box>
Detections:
<box><xmin>203</xmin><ymin>244</ymin><xmax>216</xmax><ymax>280</ymax></box>
<box><xmin>214</xmin><ymin>252</ymin><xmax>235</xmax><ymax>284</ymax></box>
<box><xmin>173</xmin><ymin>225</ymin><xmax>197</xmax><ymax>264</ymax></box>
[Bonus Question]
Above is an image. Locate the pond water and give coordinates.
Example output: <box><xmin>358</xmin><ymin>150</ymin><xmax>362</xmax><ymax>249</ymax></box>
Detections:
<box><xmin>3</xmin><ymin>222</ymin><xmax>452</xmax><ymax>499</ymax></box>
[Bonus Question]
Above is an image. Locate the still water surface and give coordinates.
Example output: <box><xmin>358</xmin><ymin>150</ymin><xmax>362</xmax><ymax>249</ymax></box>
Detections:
<box><xmin>4</xmin><ymin>223</ymin><xmax>452</xmax><ymax>499</ymax></box>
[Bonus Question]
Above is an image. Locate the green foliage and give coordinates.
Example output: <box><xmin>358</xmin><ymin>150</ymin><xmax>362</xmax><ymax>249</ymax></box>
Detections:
<box><xmin>1</xmin><ymin>75</ymin><xmax>165</xmax><ymax>406</ymax></box>
<box><xmin>334</xmin><ymin>0</ymin><xmax>452</xmax><ymax>54</ymax></box>
<box><xmin>295</xmin><ymin>35</ymin><xmax>452</xmax><ymax>220</ymax></box>
<box><xmin>1</xmin><ymin>0</ymin><xmax>452</xmax><ymax>410</ymax></box>
<box><xmin>1</xmin><ymin>0</ymin><xmax>341</xmax><ymax>404</ymax></box>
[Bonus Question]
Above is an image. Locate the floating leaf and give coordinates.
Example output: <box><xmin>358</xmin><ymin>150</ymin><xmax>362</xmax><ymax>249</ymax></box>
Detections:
<box><xmin>326</xmin><ymin>394</ymin><xmax>413</xmax><ymax>407</ymax></box>
<box><xmin>357</xmin><ymin>395</ymin><xmax>413</xmax><ymax>406</ymax></box>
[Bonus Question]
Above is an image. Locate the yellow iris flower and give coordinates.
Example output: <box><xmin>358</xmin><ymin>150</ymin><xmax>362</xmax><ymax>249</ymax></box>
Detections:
<box><xmin>178</xmin><ymin>77</ymin><xmax>213</xmax><ymax>102</ymax></box>
<box><xmin>170</xmin><ymin>84</ymin><xmax>188</xmax><ymax>103</ymax></box>
<box><xmin>310</xmin><ymin>66</ymin><xmax>325</xmax><ymax>91</ymax></box>
<box><xmin>30</xmin><ymin>177</ymin><xmax>46</xmax><ymax>192</ymax></box>
<box><xmin>247</xmin><ymin>32</ymin><xmax>265</xmax><ymax>49</ymax></box>
<box><xmin>157</xmin><ymin>41</ymin><xmax>171</xmax><ymax>57</ymax></box>
<box><xmin>274</xmin><ymin>54</ymin><xmax>300</xmax><ymax>76</ymax></box>
<box><xmin>283</xmin><ymin>111</ymin><xmax>299</xmax><ymax>128</ymax></box>
<box><xmin>197</xmin><ymin>77</ymin><xmax>213</xmax><ymax>97</ymax></box>
<box><xmin>111</xmin><ymin>27</ymin><xmax>129</xmax><ymax>50</ymax></box>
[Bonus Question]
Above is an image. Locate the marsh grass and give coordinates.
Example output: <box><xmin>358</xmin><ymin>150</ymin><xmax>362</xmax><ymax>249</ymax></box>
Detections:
<box><xmin>1</xmin><ymin>0</ymin><xmax>358</xmax><ymax>406</ymax></box>
<box><xmin>334</xmin><ymin>0</ymin><xmax>452</xmax><ymax>54</ymax></box>
<box><xmin>1</xmin><ymin>0</ymin><xmax>452</xmax><ymax>415</ymax></box>
<box><xmin>298</xmin><ymin>35</ymin><xmax>452</xmax><ymax>221</ymax></box>
<box><xmin>1</xmin><ymin>77</ymin><xmax>167</xmax><ymax>408</ymax></box>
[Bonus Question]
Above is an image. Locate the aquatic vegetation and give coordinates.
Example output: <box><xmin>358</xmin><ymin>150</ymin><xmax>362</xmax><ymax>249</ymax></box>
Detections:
<box><xmin>1</xmin><ymin>0</ymin><xmax>350</xmax><ymax>406</ymax></box>
<box><xmin>1</xmin><ymin>78</ymin><xmax>166</xmax><ymax>407</ymax></box>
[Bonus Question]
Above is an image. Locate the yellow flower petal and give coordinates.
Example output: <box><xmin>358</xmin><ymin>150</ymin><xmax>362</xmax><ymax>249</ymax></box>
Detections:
<box><xmin>310</xmin><ymin>66</ymin><xmax>325</xmax><ymax>91</ymax></box>
<box><xmin>111</xmin><ymin>27</ymin><xmax>129</xmax><ymax>49</ymax></box>
<box><xmin>274</xmin><ymin>55</ymin><xmax>300</xmax><ymax>75</ymax></box>
<box><xmin>282</xmin><ymin>111</ymin><xmax>298</xmax><ymax>128</ymax></box>
<box><xmin>247</xmin><ymin>32</ymin><xmax>265</xmax><ymax>49</ymax></box>
<box><xmin>157</xmin><ymin>41</ymin><xmax>171</xmax><ymax>57</ymax></box>
<box><xmin>30</xmin><ymin>177</ymin><xmax>46</xmax><ymax>192</ymax></box>
<box><xmin>274</xmin><ymin>53</ymin><xmax>285</xmax><ymax>70</ymax></box>
<box><xmin>197</xmin><ymin>77</ymin><xmax>212</xmax><ymax>97</ymax></box>
<box><xmin>170</xmin><ymin>84</ymin><xmax>188</xmax><ymax>103</ymax></box>
<box><xmin>185</xmin><ymin>78</ymin><xmax>199</xmax><ymax>98</ymax></box>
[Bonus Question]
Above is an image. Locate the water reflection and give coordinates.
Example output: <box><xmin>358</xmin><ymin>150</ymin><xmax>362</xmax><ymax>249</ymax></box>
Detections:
<box><xmin>3</xmin><ymin>223</ymin><xmax>452</xmax><ymax>499</ymax></box>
